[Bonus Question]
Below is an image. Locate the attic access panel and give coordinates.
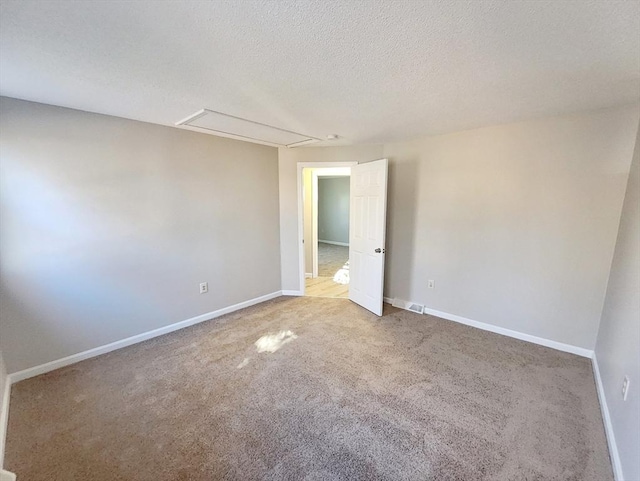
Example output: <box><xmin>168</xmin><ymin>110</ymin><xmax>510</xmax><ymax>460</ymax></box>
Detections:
<box><xmin>175</xmin><ymin>109</ymin><xmax>321</xmax><ymax>147</ymax></box>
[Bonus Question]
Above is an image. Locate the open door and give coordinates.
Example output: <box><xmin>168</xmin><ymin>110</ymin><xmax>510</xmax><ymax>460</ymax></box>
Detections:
<box><xmin>348</xmin><ymin>158</ymin><xmax>388</xmax><ymax>315</ymax></box>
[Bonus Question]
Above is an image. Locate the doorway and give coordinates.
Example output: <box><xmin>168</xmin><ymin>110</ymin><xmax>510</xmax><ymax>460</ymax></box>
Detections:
<box><xmin>303</xmin><ymin>167</ymin><xmax>351</xmax><ymax>298</ymax></box>
<box><xmin>296</xmin><ymin>159</ymin><xmax>388</xmax><ymax>315</ymax></box>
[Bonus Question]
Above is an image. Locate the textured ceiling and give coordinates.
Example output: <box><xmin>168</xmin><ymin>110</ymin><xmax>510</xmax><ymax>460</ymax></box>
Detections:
<box><xmin>1</xmin><ymin>0</ymin><xmax>638</xmax><ymax>145</ymax></box>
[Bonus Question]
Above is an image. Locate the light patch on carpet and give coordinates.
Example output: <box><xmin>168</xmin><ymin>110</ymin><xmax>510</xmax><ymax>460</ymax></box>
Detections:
<box><xmin>333</xmin><ymin>261</ymin><xmax>350</xmax><ymax>285</ymax></box>
<box><xmin>255</xmin><ymin>330</ymin><xmax>298</xmax><ymax>353</ymax></box>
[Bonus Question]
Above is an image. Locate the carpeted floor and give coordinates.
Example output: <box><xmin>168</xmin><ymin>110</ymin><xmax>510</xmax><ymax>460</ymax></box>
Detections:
<box><xmin>5</xmin><ymin>297</ymin><xmax>612</xmax><ymax>481</ymax></box>
<box><xmin>318</xmin><ymin>242</ymin><xmax>349</xmax><ymax>277</ymax></box>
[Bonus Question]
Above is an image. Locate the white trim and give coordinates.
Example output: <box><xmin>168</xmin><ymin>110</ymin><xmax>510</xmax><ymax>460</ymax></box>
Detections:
<box><xmin>174</xmin><ymin>123</ymin><xmax>284</xmax><ymax>148</ymax></box>
<box><xmin>0</xmin><ymin>470</ymin><xmax>16</xmax><ymax>481</ymax></box>
<box><xmin>175</xmin><ymin>108</ymin><xmax>209</xmax><ymax>126</ymax></box>
<box><xmin>282</xmin><ymin>290</ymin><xmax>304</xmax><ymax>296</ymax></box>
<box><xmin>0</xmin><ymin>375</ymin><xmax>10</xmax><ymax>469</ymax></box>
<box><xmin>286</xmin><ymin>138</ymin><xmax>322</xmax><ymax>148</ymax></box>
<box><xmin>7</xmin><ymin>291</ymin><xmax>282</xmax><ymax>383</ymax></box>
<box><xmin>422</xmin><ymin>306</ymin><xmax>593</xmax><ymax>357</ymax></box>
<box><xmin>175</xmin><ymin>108</ymin><xmax>322</xmax><ymax>148</ymax></box>
<box><xmin>592</xmin><ymin>354</ymin><xmax>624</xmax><ymax>481</ymax></box>
<box><xmin>305</xmin><ymin>273</ymin><xmax>313</xmax><ymax>279</ymax></box>
<box><xmin>296</xmin><ymin>162</ymin><xmax>358</xmax><ymax>296</ymax></box>
<box><xmin>312</xmin><ymin>171</ymin><xmax>319</xmax><ymax>278</ymax></box>
<box><xmin>385</xmin><ymin>297</ymin><xmax>593</xmax><ymax>358</ymax></box>
<box><xmin>318</xmin><ymin>240</ymin><xmax>349</xmax><ymax>247</ymax></box>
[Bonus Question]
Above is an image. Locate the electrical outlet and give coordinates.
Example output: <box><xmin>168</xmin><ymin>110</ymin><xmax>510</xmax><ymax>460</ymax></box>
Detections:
<box><xmin>428</xmin><ymin>280</ymin><xmax>435</xmax><ymax>289</ymax></box>
<box><xmin>199</xmin><ymin>282</ymin><xmax>208</xmax><ymax>294</ymax></box>
<box><xmin>622</xmin><ymin>376</ymin><xmax>630</xmax><ymax>401</ymax></box>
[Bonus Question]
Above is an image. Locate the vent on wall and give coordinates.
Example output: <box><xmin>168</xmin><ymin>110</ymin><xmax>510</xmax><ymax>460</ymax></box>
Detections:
<box><xmin>391</xmin><ymin>298</ymin><xmax>425</xmax><ymax>314</ymax></box>
<box><xmin>175</xmin><ymin>109</ymin><xmax>322</xmax><ymax>148</ymax></box>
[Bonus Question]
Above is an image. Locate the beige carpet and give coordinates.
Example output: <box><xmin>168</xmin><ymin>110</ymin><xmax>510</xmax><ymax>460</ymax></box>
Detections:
<box><xmin>318</xmin><ymin>242</ymin><xmax>349</xmax><ymax>277</ymax></box>
<box><xmin>5</xmin><ymin>297</ymin><xmax>612</xmax><ymax>480</ymax></box>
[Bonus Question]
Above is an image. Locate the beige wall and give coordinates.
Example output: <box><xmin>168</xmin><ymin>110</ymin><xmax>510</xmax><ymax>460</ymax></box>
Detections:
<box><xmin>279</xmin><ymin>106</ymin><xmax>638</xmax><ymax>349</ymax></box>
<box><xmin>0</xmin><ymin>97</ymin><xmax>281</xmax><ymax>373</ymax></box>
<box><xmin>278</xmin><ymin>145</ymin><xmax>384</xmax><ymax>290</ymax></box>
<box><xmin>383</xmin><ymin>105</ymin><xmax>638</xmax><ymax>349</ymax></box>
<box><xmin>595</xmin><ymin>123</ymin><xmax>640</xmax><ymax>481</ymax></box>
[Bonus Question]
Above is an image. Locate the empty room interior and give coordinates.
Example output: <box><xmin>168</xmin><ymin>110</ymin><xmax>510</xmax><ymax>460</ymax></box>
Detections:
<box><xmin>0</xmin><ymin>1</ymin><xmax>639</xmax><ymax>480</ymax></box>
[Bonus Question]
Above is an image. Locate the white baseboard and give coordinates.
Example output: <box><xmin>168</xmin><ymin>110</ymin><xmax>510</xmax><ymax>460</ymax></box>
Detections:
<box><xmin>0</xmin><ymin>470</ymin><xmax>16</xmax><ymax>481</ymax></box>
<box><xmin>282</xmin><ymin>290</ymin><xmax>304</xmax><ymax>296</ymax></box>
<box><xmin>318</xmin><ymin>240</ymin><xmax>349</xmax><ymax>247</ymax></box>
<box><xmin>7</xmin><ymin>291</ymin><xmax>283</xmax><ymax>384</ymax></box>
<box><xmin>592</xmin><ymin>354</ymin><xmax>624</xmax><ymax>481</ymax></box>
<box><xmin>0</xmin><ymin>375</ymin><xmax>10</xmax><ymax>469</ymax></box>
<box><xmin>422</xmin><ymin>306</ymin><xmax>593</xmax><ymax>358</ymax></box>
<box><xmin>305</xmin><ymin>273</ymin><xmax>312</xmax><ymax>278</ymax></box>
<box><xmin>385</xmin><ymin>297</ymin><xmax>593</xmax><ymax>358</ymax></box>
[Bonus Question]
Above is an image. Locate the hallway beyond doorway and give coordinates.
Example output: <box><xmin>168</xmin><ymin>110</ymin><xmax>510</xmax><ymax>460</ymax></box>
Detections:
<box><xmin>306</xmin><ymin>242</ymin><xmax>349</xmax><ymax>298</ymax></box>
<box><xmin>318</xmin><ymin>242</ymin><xmax>348</xmax><ymax>277</ymax></box>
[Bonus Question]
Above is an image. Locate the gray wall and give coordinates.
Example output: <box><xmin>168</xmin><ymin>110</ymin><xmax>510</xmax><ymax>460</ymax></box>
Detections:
<box><xmin>595</xmin><ymin>124</ymin><xmax>640</xmax><ymax>481</ymax></box>
<box><xmin>0</xmin><ymin>97</ymin><xmax>281</xmax><ymax>373</ymax></box>
<box><xmin>318</xmin><ymin>177</ymin><xmax>350</xmax><ymax>244</ymax></box>
<box><xmin>279</xmin><ymin>106</ymin><xmax>639</xmax><ymax>350</ymax></box>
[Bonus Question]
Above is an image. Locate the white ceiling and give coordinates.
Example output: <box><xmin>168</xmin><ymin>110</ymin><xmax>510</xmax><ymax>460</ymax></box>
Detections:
<box><xmin>1</xmin><ymin>0</ymin><xmax>638</xmax><ymax>145</ymax></box>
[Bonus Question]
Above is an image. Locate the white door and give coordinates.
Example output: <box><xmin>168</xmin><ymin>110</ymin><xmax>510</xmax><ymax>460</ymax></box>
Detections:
<box><xmin>349</xmin><ymin>159</ymin><xmax>388</xmax><ymax>315</ymax></box>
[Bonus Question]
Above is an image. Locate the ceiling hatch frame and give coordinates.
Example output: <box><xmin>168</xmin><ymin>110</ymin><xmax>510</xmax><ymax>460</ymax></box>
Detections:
<box><xmin>175</xmin><ymin>109</ymin><xmax>323</xmax><ymax>148</ymax></box>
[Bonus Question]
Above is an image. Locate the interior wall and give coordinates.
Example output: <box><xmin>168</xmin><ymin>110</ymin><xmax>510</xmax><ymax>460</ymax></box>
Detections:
<box><xmin>383</xmin><ymin>105</ymin><xmax>639</xmax><ymax>349</ymax></box>
<box><xmin>278</xmin><ymin>145</ymin><xmax>384</xmax><ymax>291</ymax></box>
<box><xmin>318</xmin><ymin>177</ymin><xmax>350</xmax><ymax>244</ymax></box>
<box><xmin>278</xmin><ymin>105</ymin><xmax>638</xmax><ymax>350</ymax></box>
<box><xmin>595</xmin><ymin>123</ymin><xmax>640</xmax><ymax>481</ymax></box>
<box><xmin>0</xmin><ymin>97</ymin><xmax>282</xmax><ymax>373</ymax></box>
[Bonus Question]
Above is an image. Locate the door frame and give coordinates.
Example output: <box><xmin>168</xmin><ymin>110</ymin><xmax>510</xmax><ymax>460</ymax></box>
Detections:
<box><xmin>311</xmin><ymin>170</ymin><xmax>319</xmax><ymax>278</ymax></box>
<box><xmin>297</xmin><ymin>162</ymin><xmax>357</xmax><ymax>295</ymax></box>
